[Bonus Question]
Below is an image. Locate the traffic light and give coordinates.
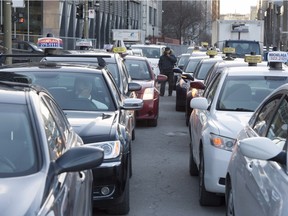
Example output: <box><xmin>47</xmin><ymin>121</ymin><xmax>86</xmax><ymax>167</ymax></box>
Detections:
<box><xmin>18</xmin><ymin>13</ymin><xmax>24</xmax><ymax>23</ymax></box>
<box><xmin>76</xmin><ymin>4</ymin><xmax>84</xmax><ymax>19</ymax></box>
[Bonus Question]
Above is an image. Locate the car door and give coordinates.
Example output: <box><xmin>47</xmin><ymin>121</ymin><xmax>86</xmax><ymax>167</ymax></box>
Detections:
<box><xmin>190</xmin><ymin>73</ymin><xmax>221</xmax><ymax>164</ymax></box>
<box><xmin>39</xmin><ymin>95</ymin><xmax>92</xmax><ymax>216</ymax></box>
<box><xmin>236</xmin><ymin>94</ymin><xmax>288</xmax><ymax>216</ymax></box>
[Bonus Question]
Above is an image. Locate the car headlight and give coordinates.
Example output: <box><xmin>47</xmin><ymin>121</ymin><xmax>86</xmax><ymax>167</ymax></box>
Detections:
<box><xmin>143</xmin><ymin>87</ymin><xmax>154</xmax><ymax>100</ymax></box>
<box><xmin>210</xmin><ymin>133</ymin><xmax>236</xmax><ymax>151</ymax></box>
<box><xmin>87</xmin><ymin>141</ymin><xmax>121</xmax><ymax>159</ymax></box>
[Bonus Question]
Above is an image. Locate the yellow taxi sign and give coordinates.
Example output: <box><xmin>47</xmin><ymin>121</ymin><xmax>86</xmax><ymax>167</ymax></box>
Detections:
<box><xmin>201</xmin><ymin>42</ymin><xmax>208</xmax><ymax>47</ymax></box>
<box><xmin>244</xmin><ymin>55</ymin><xmax>262</xmax><ymax>64</ymax></box>
<box><xmin>206</xmin><ymin>50</ymin><xmax>218</xmax><ymax>56</ymax></box>
<box><xmin>223</xmin><ymin>47</ymin><xmax>235</xmax><ymax>54</ymax></box>
<box><xmin>112</xmin><ymin>46</ymin><xmax>127</xmax><ymax>53</ymax></box>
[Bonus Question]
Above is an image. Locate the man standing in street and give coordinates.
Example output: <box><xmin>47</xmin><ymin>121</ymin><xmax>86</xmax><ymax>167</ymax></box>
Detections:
<box><xmin>158</xmin><ymin>47</ymin><xmax>177</xmax><ymax>96</ymax></box>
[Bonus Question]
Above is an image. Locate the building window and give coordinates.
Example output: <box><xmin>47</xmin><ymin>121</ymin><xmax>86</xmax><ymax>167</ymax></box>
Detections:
<box><xmin>149</xmin><ymin>6</ymin><xmax>152</xmax><ymax>24</ymax></box>
<box><xmin>154</xmin><ymin>8</ymin><xmax>157</xmax><ymax>26</ymax></box>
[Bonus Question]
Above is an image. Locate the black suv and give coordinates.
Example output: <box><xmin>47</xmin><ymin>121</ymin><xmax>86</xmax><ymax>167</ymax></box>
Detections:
<box><xmin>0</xmin><ymin>78</ymin><xmax>103</xmax><ymax>215</ymax></box>
<box><xmin>42</xmin><ymin>50</ymin><xmax>139</xmax><ymax>140</ymax></box>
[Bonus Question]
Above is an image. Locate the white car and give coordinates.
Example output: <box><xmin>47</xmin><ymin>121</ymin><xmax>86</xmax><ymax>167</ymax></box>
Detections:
<box><xmin>226</xmin><ymin>82</ymin><xmax>288</xmax><ymax>216</ymax></box>
<box><xmin>131</xmin><ymin>44</ymin><xmax>166</xmax><ymax>75</ymax></box>
<box><xmin>188</xmin><ymin>52</ymin><xmax>288</xmax><ymax>206</ymax></box>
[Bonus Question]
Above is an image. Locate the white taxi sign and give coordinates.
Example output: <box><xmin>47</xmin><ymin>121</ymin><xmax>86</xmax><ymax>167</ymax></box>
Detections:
<box><xmin>37</xmin><ymin>37</ymin><xmax>63</xmax><ymax>49</ymax></box>
<box><xmin>76</xmin><ymin>39</ymin><xmax>92</xmax><ymax>47</ymax></box>
<box><xmin>267</xmin><ymin>51</ymin><xmax>288</xmax><ymax>63</ymax></box>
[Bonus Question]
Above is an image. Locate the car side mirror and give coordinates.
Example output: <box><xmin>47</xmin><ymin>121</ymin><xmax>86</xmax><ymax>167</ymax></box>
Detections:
<box><xmin>156</xmin><ymin>74</ymin><xmax>167</xmax><ymax>82</ymax></box>
<box><xmin>173</xmin><ymin>67</ymin><xmax>182</xmax><ymax>74</ymax></box>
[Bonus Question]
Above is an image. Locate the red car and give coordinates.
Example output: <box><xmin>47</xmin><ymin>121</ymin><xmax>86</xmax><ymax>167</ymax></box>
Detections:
<box><xmin>124</xmin><ymin>55</ymin><xmax>167</xmax><ymax>127</ymax></box>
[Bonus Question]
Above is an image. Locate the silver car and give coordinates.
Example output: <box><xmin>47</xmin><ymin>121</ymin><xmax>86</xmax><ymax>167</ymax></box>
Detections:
<box><xmin>0</xmin><ymin>78</ymin><xmax>103</xmax><ymax>216</ymax></box>
<box><xmin>226</xmin><ymin>83</ymin><xmax>288</xmax><ymax>216</ymax></box>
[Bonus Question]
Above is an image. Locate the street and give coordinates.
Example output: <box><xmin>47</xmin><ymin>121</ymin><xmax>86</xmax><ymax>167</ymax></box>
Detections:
<box><xmin>94</xmin><ymin>92</ymin><xmax>225</xmax><ymax>216</ymax></box>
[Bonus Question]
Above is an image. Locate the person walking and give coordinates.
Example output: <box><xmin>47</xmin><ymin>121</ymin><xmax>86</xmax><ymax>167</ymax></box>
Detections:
<box><xmin>158</xmin><ymin>47</ymin><xmax>177</xmax><ymax>96</ymax></box>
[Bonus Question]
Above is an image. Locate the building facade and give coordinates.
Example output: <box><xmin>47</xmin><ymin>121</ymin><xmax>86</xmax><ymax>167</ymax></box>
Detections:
<box><xmin>0</xmin><ymin>0</ymin><xmax>162</xmax><ymax>49</ymax></box>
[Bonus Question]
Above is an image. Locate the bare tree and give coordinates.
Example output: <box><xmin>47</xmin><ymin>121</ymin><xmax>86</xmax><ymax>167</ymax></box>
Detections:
<box><xmin>162</xmin><ymin>0</ymin><xmax>207</xmax><ymax>45</ymax></box>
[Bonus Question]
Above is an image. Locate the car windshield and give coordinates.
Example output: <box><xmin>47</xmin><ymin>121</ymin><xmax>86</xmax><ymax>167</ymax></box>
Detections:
<box><xmin>0</xmin><ymin>104</ymin><xmax>37</xmax><ymax>177</ymax></box>
<box><xmin>16</xmin><ymin>72</ymin><xmax>116</xmax><ymax>111</ymax></box>
<box><xmin>194</xmin><ymin>62</ymin><xmax>217</xmax><ymax>80</ymax></box>
<box><xmin>124</xmin><ymin>59</ymin><xmax>151</xmax><ymax>80</ymax></box>
<box><xmin>177</xmin><ymin>55</ymin><xmax>190</xmax><ymax>67</ymax></box>
<box><xmin>184</xmin><ymin>59</ymin><xmax>203</xmax><ymax>73</ymax></box>
<box><xmin>131</xmin><ymin>47</ymin><xmax>161</xmax><ymax>58</ymax></box>
<box><xmin>217</xmin><ymin>76</ymin><xmax>288</xmax><ymax>112</ymax></box>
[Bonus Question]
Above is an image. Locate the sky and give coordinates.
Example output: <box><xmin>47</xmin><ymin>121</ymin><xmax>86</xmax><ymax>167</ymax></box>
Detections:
<box><xmin>220</xmin><ymin>0</ymin><xmax>258</xmax><ymax>14</ymax></box>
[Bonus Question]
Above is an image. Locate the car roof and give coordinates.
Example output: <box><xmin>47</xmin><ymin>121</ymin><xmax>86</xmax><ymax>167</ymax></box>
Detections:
<box><xmin>131</xmin><ymin>44</ymin><xmax>166</xmax><ymax>48</ymax></box>
<box><xmin>42</xmin><ymin>51</ymin><xmax>117</xmax><ymax>64</ymax></box>
<box><xmin>0</xmin><ymin>62</ymin><xmax>104</xmax><ymax>74</ymax></box>
<box><xmin>225</xmin><ymin>65</ymin><xmax>288</xmax><ymax>77</ymax></box>
<box><xmin>0</xmin><ymin>79</ymin><xmax>42</xmax><ymax>104</ymax></box>
<box><xmin>123</xmin><ymin>55</ymin><xmax>149</xmax><ymax>61</ymax></box>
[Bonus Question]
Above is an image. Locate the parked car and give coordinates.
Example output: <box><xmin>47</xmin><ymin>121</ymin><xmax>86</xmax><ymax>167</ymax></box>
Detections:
<box><xmin>0</xmin><ymin>77</ymin><xmax>104</xmax><ymax>216</ymax></box>
<box><xmin>42</xmin><ymin>50</ymin><xmax>139</xmax><ymax>140</ymax></box>
<box><xmin>188</xmin><ymin>52</ymin><xmax>288</xmax><ymax>206</ymax></box>
<box><xmin>124</xmin><ymin>55</ymin><xmax>167</xmax><ymax>126</ymax></box>
<box><xmin>175</xmin><ymin>52</ymin><xmax>209</xmax><ymax>111</ymax></box>
<box><xmin>183</xmin><ymin>55</ymin><xmax>223</xmax><ymax>119</ymax></box>
<box><xmin>0</xmin><ymin>61</ymin><xmax>143</xmax><ymax>215</ymax></box>
<box><xmin>0</xmin><ymin>40</ymin><xmax>44</xmax><ymax>63</ymax></box>
<box><xmin>225</xmin><ymin>82</ymin><xmax>288</xmax><ymax>216</ymax></box>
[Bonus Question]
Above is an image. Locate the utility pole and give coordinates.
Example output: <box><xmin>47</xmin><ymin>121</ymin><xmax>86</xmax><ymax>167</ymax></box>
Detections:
<box><xmin>3</xmin><ymin>0</ymin><xmax>12</xmax><ymax>64</ymax></box>
<box><xmin>83</xmin><ymin>0</ymin><xmax>89</xmax><ymax>38</ymax></box>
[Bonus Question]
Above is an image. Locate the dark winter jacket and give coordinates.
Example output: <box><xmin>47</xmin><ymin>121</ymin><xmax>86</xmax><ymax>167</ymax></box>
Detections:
<box><xmin>158</xmin><ymin>51</ymin><xmax>177</xmax><ymax>72</ymax></box>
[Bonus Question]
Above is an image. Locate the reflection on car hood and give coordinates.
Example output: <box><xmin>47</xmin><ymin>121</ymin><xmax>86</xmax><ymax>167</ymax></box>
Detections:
<box><xmin>65</xmin><ymin>111</ymin><xmax>117</xmax><ymax>142</ymax></box>
<box><xmin>132</xmin><ymin>80</ymin><xmax>154</xmax><ymax>89</ymax></box>
<box><xmin>0</xmin><ymin>173</ymin><xmax>44</xmax><ymax>215</ymax></box>
<box><xmin>214</xmin><ymin>111</ymin><xmax>253</xmax><ymax>137</ymax></box>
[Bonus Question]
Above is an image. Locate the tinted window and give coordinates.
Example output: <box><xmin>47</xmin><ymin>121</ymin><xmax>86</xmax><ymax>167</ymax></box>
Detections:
<box><xmin>124</xmin><ymin>59</ymin><xmax>151</xmax><ymax>80</ymax></box>
<box><xmin>17</xmin><ymin>72</ymin><xmax>116</xmax><ymax>111</ymax></box>
<box><xmin>217</xmin><ymin>76</ymin><xmax>288</xmax><ymax>112</ymax></box>
<box><xmin>266</xmin><ymin>97</ymin><xmax>288</xmax><ymax>150</ymax></box>
<box><xmin>0</xmin><ymin>104</ymin><xmax>37</xmax><ymax>176</ymax></box>
<box><xmin>40</xmin><ymin>99</ymin><xmax>66</xmax><ymax>161</ymax></box>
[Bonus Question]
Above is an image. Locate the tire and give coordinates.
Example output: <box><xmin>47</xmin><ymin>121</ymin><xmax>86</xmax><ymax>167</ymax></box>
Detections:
<box><xmin>189</xmin><ymin>142</ymin><xmax>199</xmax><ymax>176</ymax></box>
<box><xmin>199</xmin><ymin>150</ymin><xmax>222</xmax><ymax>206</ymax></box>
<box><xmin>132</xmin><ymin>129</ymin><xmax>135</xmax><ymax>141</ymax></box>
<box><xmin>226</xmin><ymin>180</ymin><xmax>235</xmax><ymax>216</ymax></box>
<box><xmin>148</xmin><ymin>118</ymin><xmax>158</xmax><ymax>127</ymax></box>
<box><xmin>129</xmin><ymin>149</ymin><xmax>132</xmax><ymax>178</ymax></box>
<box><xmin>106</xmin><ymin>174</ymin><xmax>130</xmax><ymax>215</ymax></box>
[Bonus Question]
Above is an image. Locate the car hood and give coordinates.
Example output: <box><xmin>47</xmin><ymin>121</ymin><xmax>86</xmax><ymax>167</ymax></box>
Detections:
<box><xmin>132</xmin><ymin>80</ymin><xmax>154</xmax><ymax>89</ymax></box>
<box><xmin>65</xmin><ymin>111</ymin><xmax>117</xmax><ymax>142</ymax></box>
<box><xmin>0</xmin><ymin>173</ymin><xmax>44</xmax><ymax>215</ymax></box>
<box><xmin>214</xmin><ymin>111</ymin><xmax>253</xmax><ymax>138</ymax></box>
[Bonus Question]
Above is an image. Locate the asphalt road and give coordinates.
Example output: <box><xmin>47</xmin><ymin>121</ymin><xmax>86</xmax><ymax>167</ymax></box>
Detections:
<box><xmin>94</xmin><ymin>92</ymin><xmax>225</xmax><ymax>216</ymax></box>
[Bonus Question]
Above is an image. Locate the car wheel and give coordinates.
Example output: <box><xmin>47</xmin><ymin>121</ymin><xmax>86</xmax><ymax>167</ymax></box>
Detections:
<box><xmin>129</xmin><ymin>148</ymin><xmax>132</xmax><ymax>178</ymax></box>
<box><xmin>226</xmin><ymin>180</ymin><xmax>235</xmax><ymax>216</ymax></box>
<box><xmin>148</xmin><ymin>118</ymin><xmax>158</xmax><ymax>127</ymax></box>
<box><xmin>132</xmin><ymin>129</ymin><xmax>135</xmax><ymax>141</ymax></box>
<box><xmin>199</xmin><ymin>150</ymin><xmax>222</xmax><ymax>206</ymax></box>
<box><xmin>107</xmin><ymin>176</ymin><xmax>130</xmax><ymax>215</ymax></box>
<box><xmin>185</xmin><ymin>100</ymin><xmax>192</xmax><ymax>126</ymax></box>
<box><xmin>189</xmin><ymin>142</ymin><xmax>199</xmax><ymax>176</ymax></box>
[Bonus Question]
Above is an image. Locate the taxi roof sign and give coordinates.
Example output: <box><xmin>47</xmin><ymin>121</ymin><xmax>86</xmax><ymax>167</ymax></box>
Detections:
<box><xmin>267</xmin><ymin>51</ymin><xmax>288</xmax><ymax>63</ymax></box>
<box><xmin>244</xmin><ymin>54</ymin><xmax>262</xmax><ymax>64</ymax></box>
<box><xmin>206</xmin><ymin>49</ymin><xmax>218</xmax><ymax>56</ymax></box>
<box><xmin>76</xmin><ymin>39</ymin><xmax>92</xmax><ymax>47</ymax></box>
<box><xmin>223</xmin><ymin>47</ymin><xmax>235</xmax><ymax>54</ymax></box>
<box><xmin>37</xmin><ymin>37</ymin><xmax>63</xmax><ymax>49</ymax></box>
